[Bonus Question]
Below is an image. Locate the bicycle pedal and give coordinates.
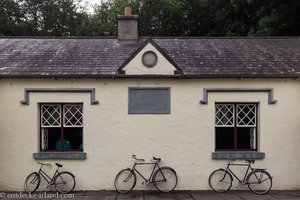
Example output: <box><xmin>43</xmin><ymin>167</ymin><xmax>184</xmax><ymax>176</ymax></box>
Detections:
<box><xmin>141</xmin><ymin>180</ymin><xmax>152</xmax><ymax>186</ymax></box>
<box><xmin>237</xmin><ymin>183</ymin><xmax>248</xmax><ymax>189</ymax></box>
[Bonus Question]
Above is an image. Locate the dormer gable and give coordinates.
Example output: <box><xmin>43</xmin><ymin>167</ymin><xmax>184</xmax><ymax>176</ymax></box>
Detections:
<box><xmin>117</xmin><ymin>39</ymin><xmax>182</xmax><ymax>75</ymax></box>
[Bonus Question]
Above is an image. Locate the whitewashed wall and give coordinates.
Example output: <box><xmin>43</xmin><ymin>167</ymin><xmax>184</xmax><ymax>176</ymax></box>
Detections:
<box><xmin>0</xmin><ymin>78</ymin><xmax>299</xmax><ymax>191</ymax></box>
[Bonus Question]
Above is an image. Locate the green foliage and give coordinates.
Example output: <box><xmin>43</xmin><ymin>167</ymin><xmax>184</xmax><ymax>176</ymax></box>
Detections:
<box><xmin>251</xmin><ymin>0</ymin><xmax>300</xmax><ymax>36</ymax></box>
<box><xmin>139</xmin><ymin>0</ymin><xmax>185</xmax><ymax>36</ymax></box>
<box><xmin>0</xmin><ymin>0</ymin><xmax>299</xmax><ymax>36</ymax></box>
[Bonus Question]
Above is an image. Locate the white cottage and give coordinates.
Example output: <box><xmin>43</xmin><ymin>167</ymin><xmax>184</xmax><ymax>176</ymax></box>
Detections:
<box><xmin>0</xmin><ymin>11</ymin><xmax>300</xmax><ymax>191</ymax></box>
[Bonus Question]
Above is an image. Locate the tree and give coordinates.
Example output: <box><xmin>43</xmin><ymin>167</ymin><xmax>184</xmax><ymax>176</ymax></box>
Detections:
<box><xmin>89</xmin><ymin>0</ymin><xmax>139</xmax><ymax>36</ymax></box>
<box><xmin>251</xmin><ymin>0</ymin><xmax>300</xmax><ymax>36</ymax></box>
<box><xmin>0</xmin><ymin>0</ymin><xmax>24</xmax><ymax>35</ymax></box>
<box><xmin>0</xmin><ymin>0</ymin><xmax>299</xmax><ymax>36</ymax></box>
<box><xmin>139</xmin><ymin>0</ymin><xmax>185</xmax><ymax>36</ymax></box>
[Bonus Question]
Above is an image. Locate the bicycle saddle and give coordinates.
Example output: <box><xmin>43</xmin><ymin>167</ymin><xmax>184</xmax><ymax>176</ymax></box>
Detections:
<box><xmin>55</xmin><ymin>163</ymin><xmax>63</xmax><ymax>168</ymax></box>
<box><xmin>152</xmin><ymin>156</ymin><xmax>161</xmax><ymax>162</ymax></box>
<box><xmin>246</xmin><ymin>159</ymin><xmax>255</xmax><ymax>164</ymax></box>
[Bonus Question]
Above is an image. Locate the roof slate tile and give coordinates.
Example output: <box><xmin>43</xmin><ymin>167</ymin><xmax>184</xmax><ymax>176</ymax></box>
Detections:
<box><xmin>0</xmin><ymin>37</ymin><xmax>299</xmax><ymax>77</ymax></box>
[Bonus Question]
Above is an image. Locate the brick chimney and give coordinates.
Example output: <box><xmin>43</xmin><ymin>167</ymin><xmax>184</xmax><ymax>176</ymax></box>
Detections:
<box><xmin>117</xmin><ymin>7</ymin><xmax>139</xmax><ymax>43</ymax></box>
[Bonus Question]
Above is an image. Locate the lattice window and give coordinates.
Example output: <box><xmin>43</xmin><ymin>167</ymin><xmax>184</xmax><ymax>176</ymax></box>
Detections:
<box><xmin>63</xmin><ymin>105</ymin><xmax>83</xmax><ymax>127</ymax></box>
<box><xmin>215</xmin><ymin>104</ymin><xmax>234</xmax><ymax>127</ymax></box>
<box><xmin>237</xmin><ymin>104</ymin><xmax>256</xmax><ymax>127</ymax></box>
<box><xmin>41</xmin><ymin>105</ymin><xmax>61</xmax><ymax>127</ymax></box>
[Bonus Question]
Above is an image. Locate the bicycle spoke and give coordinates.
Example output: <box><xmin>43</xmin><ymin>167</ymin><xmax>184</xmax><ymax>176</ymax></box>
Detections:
<box><xmin>209</xmin><ymin>169</ymin><xmax>232</xmax><ymax>193</ymax></box>
<box><xmin>30</xmin><ymin>176</ymin><xmax>38</xmax><ymax>184</ymax></box>
<box><xmin>24</xmin><ymin>172</ymin><xmax>40</xmax><ymax>193</ymax></box>
<box><xmin>114</xmin><ymin>169</ymin><xmax>136</xmax><ymax>194</ymax></box>
<box><xmin>124</xmin><ymin>173</ymin><xmax>133</xmax><ymax>182</ymax></box>
<box><xmin>55</xmin><ymin>172</ymin><xmax>76</xmax><ymax>193</ymax></box>
<box><xmin>247</xmin><ymin>171</ymin><xmax>272</xmax><ymax>195</ymax></box>
<box><xmin>153</xmin><ymin>167</ymin><xmax>178</xmax><ymax>192</ymax></box>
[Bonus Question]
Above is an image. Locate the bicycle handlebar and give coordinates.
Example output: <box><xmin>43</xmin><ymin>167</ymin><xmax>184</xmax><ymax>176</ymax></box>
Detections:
<box><xmin>131</xmin><ymin>155</ymin><xmax>162</xmax><ymax>163</ymax></box>
<box><xmin>227</xmin><ymin>157</ymin><xmax>235</xmax><ymax>163</ymax></box>
<box><xmin>132</xmin><ymin>155</ymin><xmax>145</xmax><ymax>162</ymax></box>
<box><xmin>38</xmin><ymin>162</ymin><xmax>52</xmax><ymax>167</ymax></box>
<box><xmin>226</xmin><ymin>157</ymin><xmax>255</xmax><ymax>164</ymax></box>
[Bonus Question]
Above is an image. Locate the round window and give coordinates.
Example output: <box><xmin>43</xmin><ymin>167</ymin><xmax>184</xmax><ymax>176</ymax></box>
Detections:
<box><xmin>142</xmin><ymin>51</ymin><xmax>158</xmax><ymax>68</ymax></box>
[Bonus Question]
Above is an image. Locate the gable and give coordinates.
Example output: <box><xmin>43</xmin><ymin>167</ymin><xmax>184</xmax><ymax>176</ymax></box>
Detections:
<box><xmin>120</xmin><ymin>41</ymin><xmax>180</xmax><ymax>75</ymax></box>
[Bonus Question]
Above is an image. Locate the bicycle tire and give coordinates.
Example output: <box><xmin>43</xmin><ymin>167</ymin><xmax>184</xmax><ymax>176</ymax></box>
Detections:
<box><xmin>247</xmin><ymin>170</ymin><xmax>272</xmax><ymax>195</ymax></box>
<box><xmin>54</xmin><ymin>171</ymin><xmax>76</xmax><ymax>194</ymax></box>
<box><xmin>209</xmin><ymin>169</ymin><xmax>233</xmax><ymax>193</ymax></box>
<box><xmin>24</xmin><ymin>172</ymin><xmax>40</xmax><ymax>193</ymax></box>
<box><xmin>153</xmin><ymin>166</ymin><xmax>178</xmax><ymax>192</ymax></box>
<box><xmin>114</xmin><ymin>168</ymin><xmax>136</xmax><ymax>194</ymax></box>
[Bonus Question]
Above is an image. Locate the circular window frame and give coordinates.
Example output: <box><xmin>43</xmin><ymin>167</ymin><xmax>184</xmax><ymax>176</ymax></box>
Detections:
<box><xmin>142</xmin><ymin>51</ymin><xmax>158</xmax><ymax>68</ymax></box>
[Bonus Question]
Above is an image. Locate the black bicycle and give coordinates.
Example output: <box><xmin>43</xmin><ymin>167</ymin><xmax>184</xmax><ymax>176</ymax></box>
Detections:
<box><xmin>24</xmin><ymin>162</ymin><xmax>76</xmax><ymax>194</ymax></box>
<box><xmin>114</xmin><ymin>155</ymin><xmax>178</xmax><ymax>193</ymax></box>
<box><xmin>209</xmin><ymin>158</ymin><xmax>272</xmax><ymax>195</ymax></box>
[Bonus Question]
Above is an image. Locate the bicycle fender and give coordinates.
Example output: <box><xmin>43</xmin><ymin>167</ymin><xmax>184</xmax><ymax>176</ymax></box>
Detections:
<box><xmin>126</xmin><ymin>168</ymin><xmax>135</xmax><ymax>172</ymax></box>
<box><xmin>217</xmin><ymin>168</ymin><xmax>233</xmax><ymax>181</ymax></box>
<box><xmin>218</xmin><ymin>168</ymin><xmax>231</xmax><ymax>173</ymax></box>
<box><xmin>252</xmin><ymin>168</ymin><xmax>267</xmax><ymax>171</ymax></box>
<box><xmin>160</xmin><ymin>166</ymin><xmax>177</xmax><ymax>174</ymax></box>
<box><xmin>59</xmin><ymin>171</ymin><xmax>76</xmax><ymax>178</ymax></box>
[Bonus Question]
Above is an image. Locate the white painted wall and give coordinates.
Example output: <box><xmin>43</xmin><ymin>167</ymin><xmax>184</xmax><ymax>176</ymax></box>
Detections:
<box><xmin>0</xmin><ymin>78</ymin><xmax>300</xmax><ymax>191</ymax></box>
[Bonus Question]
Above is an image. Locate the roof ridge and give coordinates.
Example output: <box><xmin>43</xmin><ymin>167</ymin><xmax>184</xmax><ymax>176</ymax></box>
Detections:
<box><xmin>0</xmin><ymin>36</ymin><xmax>118</xmax><ymax>39</ymax></box>
<box><xmin>145</xmin><ymin>36</ymin><xmax>300</xmax><ymax>39</ymax></box>
<box><xmin>1</xmin><ymin>36</ymin><xmax>299</xmax><ymax>40</ymax></box>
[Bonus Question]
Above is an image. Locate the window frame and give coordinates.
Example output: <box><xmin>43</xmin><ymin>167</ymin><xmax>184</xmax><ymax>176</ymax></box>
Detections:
<box><xmin>39</xmin><ymin>103</ymin><xmax>83</xmax><ymax>152</ymax></box>
<box><xmin>215</xmin><ymin>103</ymin><xmax>258</xmax><ymax>152</ymax></box>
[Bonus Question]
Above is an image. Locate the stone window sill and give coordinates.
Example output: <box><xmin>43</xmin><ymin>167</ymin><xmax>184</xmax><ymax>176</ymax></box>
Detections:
<box><xmin>212</xmin><ymin>151</ymin><xmax>265</xmax><ymax>159</ymax></box>
<box><xmin>33</xmin><ymin>152</ymin><xmax>86</xmax><ymax>160</ymax></box>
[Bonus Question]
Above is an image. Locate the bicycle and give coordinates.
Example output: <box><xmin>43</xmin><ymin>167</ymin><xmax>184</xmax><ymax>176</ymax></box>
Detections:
<box><xmin>24</xmin><ymin>162</ymin><xmax>76</xmax><ymax>194</ymax></box>
<box><xmin>114</xmin><ymin>155</ymin><xmax>178</xmax><ymax>194</ymax></box>
<box><xmin>208</xmin><ymin>158</ymin><xmax>272</xmax><ymax>195</ymax></box>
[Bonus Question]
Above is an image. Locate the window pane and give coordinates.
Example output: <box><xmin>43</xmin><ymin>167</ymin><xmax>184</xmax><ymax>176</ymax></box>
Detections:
<box><xmin>41</xmin><ymin>128</ymin><xmax>61</xmax><ymax>150</ymax></box>
<box><xmin>237</xmin><ymin>127</ymin><xmax>256</xmax><ymax>149</ymax></box>
<box><xmin>64</xmin><ymin>105</ymin><xmax>83</xmax><ymax>127</ymax></box>
<box><xmin>64</xmin><ymin>128</ymin><xmax>83</xmax><ymax>151</ymax></box>
<box><xmin>237</xmin><ymin>104</ymin><xmax>256</xmax><ymax>127</ymax></box>
<box><xmin>215</xmin><ymin>104</ymin><xmax>234</xmax><ymax>127</ymax></box>
<box><xmin>42</xmin><ymin>128</ymin><xmax>83</xmax><ymax>151</ymax></box>
<box><xmin>41</xmin><ymin>105</ymin><xmax>61</xmax><ymax>127</ymax></box>
<box><xmin>216</xmin><ymin>127</ymin><xmax>234</xmax><ymax>150</ymax></box>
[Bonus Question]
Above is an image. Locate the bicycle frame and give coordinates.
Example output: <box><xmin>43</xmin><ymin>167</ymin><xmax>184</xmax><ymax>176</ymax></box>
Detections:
<box><xmin>37</xmin><ymin>165</ymin><xmax>59</xmax><ymax>186</ymax></box>
<box><xmin>225</xmin><ymin>162</ymin><xmax>254</xmax><ymax>184</ymax></box>
<box><xmin>130</xmin><ymin>162</ymin><xmax>165</xmax><ymax>184</ymax></box>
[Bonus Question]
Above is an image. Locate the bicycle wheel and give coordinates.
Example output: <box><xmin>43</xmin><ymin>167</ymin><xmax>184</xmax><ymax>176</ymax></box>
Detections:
<box><xmin>114</xmin><ymin>168</ymin><xmax>136</xmax><ymax>194</ymax></box>
<box><xmin>153</xmin><ymin>167</ymin><xmax>178</xmax><ymax>192</ymax></box>
<box><xmin>247</xmin><ymin>170</ymin><xmax>272</xmax><ymax>195</ymax></box>
<box><xmin>54</xmin><ymin>171</ymin><xmax>76</xmax><ymax>193</ymax></box>
<box><xmin>24</xmin><ymin>172</ymin><xmax>40</xmax><ymax>193</ymax></box>
<box><xmin>209</xmin><ymin>169</ymin><xmax>232</xmax><ymax>193</ymax></box>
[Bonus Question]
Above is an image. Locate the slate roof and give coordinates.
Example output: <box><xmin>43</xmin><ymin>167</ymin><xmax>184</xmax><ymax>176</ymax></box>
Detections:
<box><xmin>0</xmin><ymin>37</ymin><xmax>299</xmax><ymax>78</ymax></box>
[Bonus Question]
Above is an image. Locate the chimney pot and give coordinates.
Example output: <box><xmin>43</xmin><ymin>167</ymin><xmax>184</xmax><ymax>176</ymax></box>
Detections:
<box><xmin>124</xmin><ymin>7</ymin><xmax>132</xmax><ymax>16</ymax></box>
